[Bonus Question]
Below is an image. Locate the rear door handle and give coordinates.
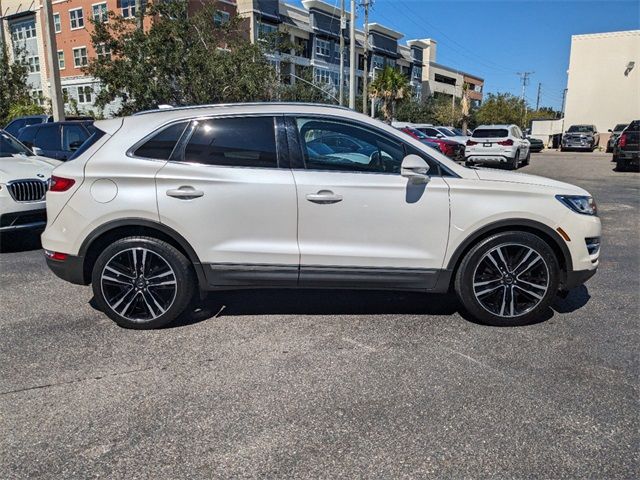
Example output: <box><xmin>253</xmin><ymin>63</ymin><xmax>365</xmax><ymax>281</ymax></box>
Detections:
<box><xmin>166</xmin><ymin>186</ymin><xmax>204</xmax><ymax>199</ymax></box>
<box><xmin>306</xmin><ymin>190</ymin><xmax>343</xmax><ymax>204</ymax></box>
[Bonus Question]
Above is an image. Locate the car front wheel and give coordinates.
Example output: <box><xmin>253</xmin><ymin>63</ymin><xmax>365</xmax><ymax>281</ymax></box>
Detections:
<box><xmin>454</xmin><ymin>232</ymin><xmax>560</xmax><ymax>326</ymax></box>
<box><xmin>91</xmin><ymin>236</ymin><xmax>196</xmax><ymax>329</ymax></box>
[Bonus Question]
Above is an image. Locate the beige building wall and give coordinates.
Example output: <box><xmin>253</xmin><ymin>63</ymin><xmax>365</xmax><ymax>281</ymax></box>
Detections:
<box><xmin>564</xmin><ymin>30</ymin><xmax>640</xmax><ymax>139</ymax></box>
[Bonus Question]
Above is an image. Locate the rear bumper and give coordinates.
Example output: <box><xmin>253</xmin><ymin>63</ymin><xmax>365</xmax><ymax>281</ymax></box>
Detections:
<box><xmin>45</xmin><ymin>253</ymin><xmax>87</xmax><ymax>285</ymax></box>
<box><xmin>615</xmin><ymin>151</ymin><xmax>639</xmax><ymax>161</ymax></box>
<box><xmin>465</xmin><ymin>155</ymin><xmax>510</xmax><ymax>164</ymax></box>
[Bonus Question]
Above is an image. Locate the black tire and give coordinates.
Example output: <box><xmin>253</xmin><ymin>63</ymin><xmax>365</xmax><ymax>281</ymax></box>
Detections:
<box><xmin>560</xmin><ymin>147</ymin><xmax>566</xmax><ymax>152</ymax></box>
<box><xmin>506</xmin><ymin>151</ymin><xmax>519</xmax><ymax>170</ymax></box>
<box><xmin>616</xmin><ymin>159</ymin><xmax>627</xmax><ymax>172</ymax></box>
<box><xmin>523</xmin><ymin>151</ymin><xmax>531</xmax><ymax>166</ymax></box>
<box><xmin>454</xmin><ymin>231</ymin><xmax>560</xmax><ymax>327</ymax></box>
<box><xmin>91</xmin><ymin>236</ymin><xmax>196</xmax><ymax>329</ymax></box>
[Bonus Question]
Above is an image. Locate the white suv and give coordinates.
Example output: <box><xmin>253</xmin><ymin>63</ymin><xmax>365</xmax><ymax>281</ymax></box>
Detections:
<box><xmin>465</xmin><ymin>124</ymin><xmax>530</xmax><ymax>169</ymax></box>
<box><xmin>42</xmin><ymin>104</ymin><xmax>601</xmax><ymax>329</ymax></box>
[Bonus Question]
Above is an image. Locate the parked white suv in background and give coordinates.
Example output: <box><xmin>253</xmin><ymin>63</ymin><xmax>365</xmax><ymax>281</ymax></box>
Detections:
<box><xmin>42</xmin><ymin>104</ymin><xmax>600</xmax><ymax>329</ymax></box>
<box><xmin>465</xmin><ymin>124</ymin><xmax>530</xmax><ymax>169</ymax></box>
<box><xmin>1</xmin><ymin>130</ymin><xmax>61</xmax><ymax>233</ymax></box>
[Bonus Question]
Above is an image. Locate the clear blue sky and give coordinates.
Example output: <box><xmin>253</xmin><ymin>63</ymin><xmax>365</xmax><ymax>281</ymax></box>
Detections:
<box><xmin>289</xmin><ymin>0</ymin><xmax>640</xmax><ymax>110</ymax></box>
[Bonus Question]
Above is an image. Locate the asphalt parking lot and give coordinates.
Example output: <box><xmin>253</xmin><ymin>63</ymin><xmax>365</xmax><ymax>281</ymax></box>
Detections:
<box><xmin>1</xmin><ymin>150</ymin><xmax>638</xmax><ymax>478</ymax></box>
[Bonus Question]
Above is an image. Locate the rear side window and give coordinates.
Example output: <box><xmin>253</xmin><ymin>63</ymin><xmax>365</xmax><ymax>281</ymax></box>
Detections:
<box><xmin>183</xmin><ymin>116</ymin><xmax>277</xmax><ymax>168</ymax></box>
<box><xmin>134</xmin><ymin>122</ymin><xmax>188</xmax><ymax>160</ymax></box>
<box><xmin>472</xmin><ymin>129</ymin><xmax>509</xmax><ymax>138</ymax></box>
<box><xmin>35</xmin><ymin>125</ymin><xmax>61</xmax><ymax>150</ymax></box>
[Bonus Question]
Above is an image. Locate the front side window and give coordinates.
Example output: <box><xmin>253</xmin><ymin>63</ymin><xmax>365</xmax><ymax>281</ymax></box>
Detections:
<box><xmin>73</xmin><ymin>47</ymin><xmax>88</xmax><ymax>67</ymax></box>
<box><xmin>183</xmin><ymin>117</ymin><xmax>277</xmax><ymax>168</ymax></box>
<box><xmin>133</xmin><ymin>122</ymin><xmax>188</xmax><ymax>160</ymax></box>
<box><xmin>69</xmin><ymin>8</ymin><xmax>84</xmax><ymax>29</ymax></box>
<box><xmin>295</xmin><ymin>118</ymin><xmax>404</xmax><ymax>174</ymax></box>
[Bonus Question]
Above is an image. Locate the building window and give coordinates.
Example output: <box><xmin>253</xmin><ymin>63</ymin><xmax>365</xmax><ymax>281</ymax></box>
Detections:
<box><xmin>10</xmin><ymin>20</ymin><xmax>36</xmax><ymax>41</ymax></box>
<box><xmin>315</xmin><ymin>38</ymin><xmax>330</xmax><ymax>57</ymax></box>
<box><xmin>73</xmin><ymin>47</ymin><xmax>88</xmax><ymax>67</ymax></box>
<box><xmin>77</xmin><ymin>86</ymin><xmax>93</xmax><ymax>104</ymax></box>
<box><xmin>27</xmin><ymin>56</ymin><xmax>40</xmax><ymax>73</ymax></box>
<box><xmin>62</xmin><ymin>87</ymin><xmax>69</xmax><ymax>103</ymax></box>
<box><xmin>257</xmin><ymin>22</ymin><xmax>278</xmax><ymax>39</ymax></box>
<box><xmin>69</xmin><ymin>8</ymin><xmax>84</xmax><ymax>29</ymax></box>
<box><xmin>30</xmin><ymin>90</ymin><xmax>45</xmax><ymax>106</ymax></box>
<box><xmin>294</xmin><ymin>37</ymin><xmax>310</xmax><ymax>58</ymax></box>
<box><xmin>412</xmin><ymin>66</ymin><xmax>421</xmax><ymax>80</ymax></box>
<box><xmin>434</xmin><ymin>73</ymin><xmax>456</xmax><ymax>86</ymax></box>
<box><xmin>121</xmin><ymin>0</ymin><xmax>136</xmax><ymax>18</ymax></box>
<box><xmin>92</xmin><ymin>3</ymin><xmax>108</xmax><ymax>23</ymax></box>
<box><xmin>53</xmin><ymin>13</ymin><xmax>62</xmax><ymax>33</ymax></box>
<box><xmin>372</xmin><ymin>54</ymin><xmax>384</xmax><ymax>70</ymax></box>
<box><xmin>213</xmin><ymin>10</ymin><xmax>230</xmax><ymax>26</ymax></box>
<box><xmin>96</xmin><ymin>43</ymin><xmax>111</xmax><ymax>61</ymax></box>
<box><xmin>314</xmin><ymin>68</ymin><xmax>338</xmax><ymax>87</ymax></box>
<box><xmin>58</xmin><ymin>51</ymin><xmax>65</xmax><ymax>69</ymax></box>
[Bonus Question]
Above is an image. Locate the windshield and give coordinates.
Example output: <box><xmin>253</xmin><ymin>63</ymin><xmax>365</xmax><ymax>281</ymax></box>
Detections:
<box><xmin>68</xmin><ymin>128</ymin><xmax>106</xmax><ymax>160</ymax></box>
<box><xmin>437</xmin><ymin>128</ymin><xmax>456</xmax><ymax>137</ymax></box>
<box><xmin>0</xmin><ymin>131</ymin><xmax>33</xmax><ymax>157</ymax></box>
<box><xmin>567</xmin><ymin>125</ymin><xmax>594</xmax><ymax>133</ymax></box>
<box><xmin>613</xmin><ymin>124</ymin><xmax>628</xmax><ymax>132</ymax></box>
<box><xmin>405</xmin><ymin>127</ymin><xmax>428</xmax><ymax>139</ymax></box>
<box><xmin>472</xmin><ymin>128</ymin><xmax>509</xmax><ymax>138</ymax></box>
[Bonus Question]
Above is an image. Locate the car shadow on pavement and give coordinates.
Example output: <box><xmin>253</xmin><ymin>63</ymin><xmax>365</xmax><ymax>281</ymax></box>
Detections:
<box><xmin>552</xmin><ymin>285</ymin><xmax>591</xmax><ymax>314</ymax></box>
<box><xmin>0</xmin><ymin>231</ymin><xmax>43</xmax><ymax>253</ymax></box>
<box><xmin>171</xmin><ymin>289</ymin><xmax>462</xmax><ymax>328</ymax></box>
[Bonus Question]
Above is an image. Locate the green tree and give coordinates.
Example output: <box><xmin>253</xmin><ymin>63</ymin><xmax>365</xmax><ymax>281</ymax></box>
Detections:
<box><xmin>85</xmin><ymin>1</ymin><xmax>277</xmax><ymax>115</ymax></box>
<box><xmin>369</xmin><ymin>66</ymin><xmax>410</xmax><ymax>123</ymax></box>
<box><xmin>395</xmin><ymin>97</ymin><xmax>435</xmax><ymax>123</ymax></box>
<box><xmin>0</xmin><ymin>44</ymin><xmax>42</xmax><ymax>125</ymax></box>
<box><xmin>278</xmin><ymin>66</ymin><xmax>336</xmax><ymax>104</ymax></box>
<box><xmin>475</xmin><ymin>93</ymin><xmax>526</xmax><ymax>126</ymax></box>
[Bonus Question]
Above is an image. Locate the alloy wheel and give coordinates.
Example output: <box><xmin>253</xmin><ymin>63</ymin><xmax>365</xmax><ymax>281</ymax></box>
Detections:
<box><xmin>472</xmin><ymin>243</ymin><xmax>550</xmax><ymax>318</ymax></box>
<box><xmin>100</xmin><ymin>247</ymin><xmax>177</xmax><ymax>322</ymax></box>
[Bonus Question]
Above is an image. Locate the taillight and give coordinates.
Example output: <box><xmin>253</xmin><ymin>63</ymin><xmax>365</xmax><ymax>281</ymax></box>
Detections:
<box><xmin>49</xmin><ymin>175</ymin><xmax>75</xmax><ymax>192</ymax></box>
<box><xmin>618</xmin><ymin>133</ymin><xmax>627</xmax><ymax>147</ymax></box>
<box><xmin>498</xmin><ymin>139</ymin><xmax>514</xmax><ymax>146</ymax></box>
<box><xmin>466</xmin><ymin>140</ymin><xmax>478</xmax><ymax>146</ymax></box>
<box><xmin>44</xmin><ymin>250</ymin><xmax>68</xmax><ymax>261</ymax></box>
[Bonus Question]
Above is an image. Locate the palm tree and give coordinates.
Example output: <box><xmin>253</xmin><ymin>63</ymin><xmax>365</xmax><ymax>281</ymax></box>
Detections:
<box><xmin>369</xmin><ymin>66</ymin><xmax>409</xmax><ymax>123</ymax></box>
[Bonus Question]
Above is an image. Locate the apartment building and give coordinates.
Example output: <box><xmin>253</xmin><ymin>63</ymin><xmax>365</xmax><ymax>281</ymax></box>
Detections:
<box><xmin>2</xmin><ymin>0</ymin><xmax>483</xmax><ymax>116</ymax></box>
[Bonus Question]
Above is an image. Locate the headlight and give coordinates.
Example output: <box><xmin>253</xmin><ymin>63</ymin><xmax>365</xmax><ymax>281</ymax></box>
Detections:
<box><xmin>556</xmin><ymin>195</ymin><xmax>598</xmax><ymax>216</ymax></box>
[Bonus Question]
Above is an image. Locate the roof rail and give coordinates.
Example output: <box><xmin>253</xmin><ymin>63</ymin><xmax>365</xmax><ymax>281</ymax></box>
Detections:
<box><xmin>132</xmin><ymin>102</ymin><xmax>351</xmax><ymax>116</ymax></box>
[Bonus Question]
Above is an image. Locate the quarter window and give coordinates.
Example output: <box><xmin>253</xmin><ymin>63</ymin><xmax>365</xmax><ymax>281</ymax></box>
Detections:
<box><xmin>69</xmin><ymin>8</ymin><xmax>84</xmax><ymax>29</ymax></box>
<box><xmin>295</xmin><ymin>118</ymin><xmax>404</xmax><ymax>173</ymax></box>
<box><xmin>133</xmin><ymin>122</ymin><xmax>188</xmax><ymax>160</ymax></box>
<box><xmin>183</xmin><ymin>117</ymin><xmax>277</xmax><ymax>168</ymax></box>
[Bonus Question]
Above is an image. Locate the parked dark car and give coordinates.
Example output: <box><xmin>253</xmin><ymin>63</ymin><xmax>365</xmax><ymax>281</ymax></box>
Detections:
<box><xmin>526</xmin><ymin>136</ymin><xmax>544</xmax><ymax>153</ymax></box>
<box><xmin>17</xmin><ymin>121</ymin><xmax>94</xmax><ymax>161</ymax></box>
<box><xmin>561</xmin><ymin>125</ymin><xmax>600</xmax><ymax>152</ymax></box>
<box><xmin>613</xmin><ymin>120</ymin><xmax>639</xmax><ymax>171</ymax></box>
<box><xmin>4</xmin><ymin>114</ymin><xmax>93</xmax><ymax>137</ymax></box>
<box><xmin>606</xmin><ymin>123</ymin><xmax>628</xmax><ymax>153</ymax></box>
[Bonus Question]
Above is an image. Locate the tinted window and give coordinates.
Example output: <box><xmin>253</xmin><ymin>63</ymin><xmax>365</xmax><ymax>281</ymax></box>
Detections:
<box><xmin>183</xmin><ymin>117</ymin><xmax>277</xmax><ymax>168</ymax></box>
<box><xmin>69</xmin><ymin>129</ymin><xmax>106</xmax><ymax>161</ymax></box>
<box><xmin>5</xmin><ymin>119</ymin><xmax>25</xmax><ymax>136</ymax></box>
<box><xmin>423</xmin><ymin>128</ymin><xmax>441</xmax><ymax>137</ymax></box>
<box><xmin>35</xmin><ymin>125</ymin><xmax>61</xmax><ymax>150</ymax></box>
<box><xmin>17</xmin><ymin>126</ymin><xmax>38</xmax><ymax>147</ymax></box>
<box><xmin>472</xmin><ymin>129</ymin><xmax>509</xmax><ymax>138</ymax></box>
<box><xmin>613</xmin><ymin>124</ymin><xmax>628</xmax><ymax>132</ymax></box>
<box><xmin>296</xmin><ymin>118</ymin><xmax>404</xmax><ymax>174</ymax></box>
<box><xmin>62</xmin><ymin>124</ymin><xmax>90</xmax><ymax>151</ymax></box>
<box><xmin>134</xmin><ymin>122</ymin><xmax>188</xmax><ymax>160</ymax></box>
<box><xmin>0</xmin><ymin>131</ymin><xmax>33</xmax><ymax>157</ymax></box>
<box><xmin>567</xmin><ymin>125</ymin><xmax>594</xmax><ymax>133</ymax></box>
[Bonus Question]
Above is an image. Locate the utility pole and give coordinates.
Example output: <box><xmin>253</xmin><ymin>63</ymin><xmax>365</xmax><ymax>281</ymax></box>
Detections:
<box><xmin>42</xmin><ymin>0</ymin><xmax>65</xmax><ymax>121</ymax></box>
<box><xmin>535</xmin><ymin>82</ymin><xmax>541</xmax><ymax>111</ymax></box>
<box><xmin>338</xmin><ymin>0</ymin><xmax>345</xmax><ymax>106</ymax></box>
<box><xmin>348</xmin><ymin>0</ymin><xmax>356</xmax><ymax>109</ymax></box>
<box><xmin>561</xmin><ymin>88</ymin><xmax>567</xmax><ymax>116</ymax></box>
<box><xmin>517</xmin><ymin>71</ymin><xmax>533</xmax><ymax>127</ymax></box>
<box><xmin>361</xmin><ymin>0</ymin><xmax>370</xmax><ymax>116</ymax></box>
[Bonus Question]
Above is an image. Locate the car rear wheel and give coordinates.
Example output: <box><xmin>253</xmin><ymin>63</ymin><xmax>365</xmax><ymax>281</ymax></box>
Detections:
<box><xmin>454</xmin><ymin>232</ymin><xmax>560</xmax><ymax>326</ymax></box>
<box><xmin>507</xmin><ymin>151</ymin><xmax>519</xmax><ymax>170</ymax></box>
<box><xmin>91</xmin><ymin>236</ymin><xmax>195</xmax><ymax>329</ymax></box>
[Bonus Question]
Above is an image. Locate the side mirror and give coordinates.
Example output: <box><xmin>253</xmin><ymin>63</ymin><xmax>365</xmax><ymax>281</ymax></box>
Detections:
<box><xmin>32</xmin><ymin>146</ymin><xmax>44</xmax><ymax>155</ymax></box>
<box><xmin>436</xmin><ymin>134</ymin><xmax>444</xmax><ymax>138</ymax></box>
<box><xmin>401</xmin><ymin>154</ymin><xmax>430</xmax><ymax>183</ymax></box>
<box><xmin>608</xmin><ymin>129</ymin><xmax>612</xmax><ymax>132</ymax></box>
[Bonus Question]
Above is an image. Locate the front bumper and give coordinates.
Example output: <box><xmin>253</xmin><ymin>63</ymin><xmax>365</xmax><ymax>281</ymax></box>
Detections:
<box><xmin>45</xmin><ymin>253</ymin><xmax>87</xmax><ymax>285</ymax></box>
<box><xmin>0</xmin><ymin>209</ymin><xmax>47</xmax><ymax>232</ymax></box>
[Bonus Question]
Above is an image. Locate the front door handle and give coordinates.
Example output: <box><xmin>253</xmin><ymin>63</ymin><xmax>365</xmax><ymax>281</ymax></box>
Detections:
<box><xmin>306</xmin><ymin>190</ymin><xmax>343</xmax><ymax>204</ymax></box>
<box><xmin>166</xmin><ymin>186</ymin><xmax>204</xmax><ymax>199</ymax></box>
